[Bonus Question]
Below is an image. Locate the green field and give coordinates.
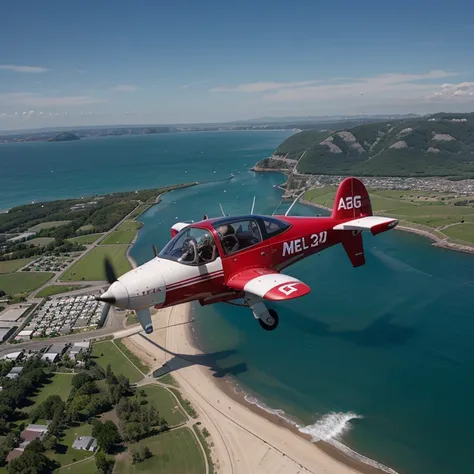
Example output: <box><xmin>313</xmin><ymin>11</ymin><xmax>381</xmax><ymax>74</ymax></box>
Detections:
<box><xmin>48</xmin><ymin>423</ymin><xmax>94</xmax><ymax>467</ymax></box>
<box><xmin>115</xmin><ymin>428</ymin><xmax>205</xmax><ymax>474</ymax></box>
<box><xmin>28</xmin><ymin>237</ymin><xmax>55</xmax><ymax>247</ymax></box>
<box><xmin>99</xmin><ymin>230</ymin><xmax>137</xmax><ymax>245</ymax></box>
<box><xmin>36</xmin><ymin>285</ymin><xmax>87</xmax><ymax>297</ymax></box>
<box><xmin>443</xmin><ymin>223</ymin><xmax>474</xmax><ymax>243</ymax></box>
<box><xmin>25</xmin><ymin>374</ymin><xmax>73</xmax><ymax>412</ymax></box>
<box><xmin>304</xmin><ymin>187</ymin><xmax>474</xmax><ymax>244</ymax></box>
<box><xmin>91</xmin><ymin>341</ymin><xmax>143</xmax><ymax>383</ymax></box>
<box><xmin>56</xmin><ymin>456</ymin><xmax>95</xmax><ymax>473</ymax></box>
<box><xmin>60</xmin><ymin>245</ymin><xmax>131</xmax><ymax>281</ymax></box>
<box><xmin>67</xmin><ymin>233</ymin><xmax>104</xmax><ymax>245</ymax></box>
<box><xmin>28</xmin><ymin>220</ymin><xmax>72</xmax><ymax>232</ymax></box>
<box><xmin>76</xmin><ymin>224</ymin><xmax>95</xmax><ymax>233</ymax></box>
<box><xmin>0</xmin><ymin>271</ymin><xmax>54</xmax><ymax>294</ymax></box>
<box><xmin>140</xmin><ymin>385</ymin><xmax>186</xmax><ymax>427</ymax></box>
<box><xmin>0</xmin><ymin>258</ymin><xmax>35</xmax><ymax>273</ymax></box>
<box><xmin>118</xmin><ymin>220</ymin><xmax>142</xmax><ymax>231</ymax></box>
<box><xmin>128</xmin><ymin>204</ymin><xmax>152</xmax><ymax>220</ymax></box>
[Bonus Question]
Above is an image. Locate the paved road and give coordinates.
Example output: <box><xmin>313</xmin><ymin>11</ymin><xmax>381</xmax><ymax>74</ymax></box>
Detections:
<box><xmin>29</xmin><ymin>202</ymin><xmax>145</xmax><ymax>298</ymax></box>
<box><xmin>0</xmin><ymin>309</ymin><xmax>142</xmax><ymax>357</ymax></box>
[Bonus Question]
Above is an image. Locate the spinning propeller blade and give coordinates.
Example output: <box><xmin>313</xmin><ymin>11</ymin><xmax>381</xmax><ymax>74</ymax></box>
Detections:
<box><xmin>153</xmin><ymin>244</ymin><xmax>158</xmax><ymax>257</ymax></box>
<box><xmin>104</xmin><ymin>257</ymin><xmax>117</xmax><ymax>284</ymax></box>
<box><xmin>136</xmin><ymin>308</ymin><xmax>153</xmax><ymax>334</ymax></box>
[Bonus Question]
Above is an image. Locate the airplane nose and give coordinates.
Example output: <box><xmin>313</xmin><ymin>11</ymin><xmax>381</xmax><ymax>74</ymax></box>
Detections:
<box><xmin>96</xmin><ymin>281</ymin><xmax>129</xmax><ymax>307</ymax></box>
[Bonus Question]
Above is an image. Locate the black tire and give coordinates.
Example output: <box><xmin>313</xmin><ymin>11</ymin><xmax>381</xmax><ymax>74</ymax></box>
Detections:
<box><xmin>258</xmin><ymin>309</ymin><xmax>279</xmax><ymax>331</ymax></box>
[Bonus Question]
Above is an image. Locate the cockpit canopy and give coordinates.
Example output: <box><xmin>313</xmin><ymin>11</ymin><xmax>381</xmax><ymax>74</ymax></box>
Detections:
<box><xmin>159</xmin><ymin>215</ymin><xmax>290</xmax><ymax>265</ymax></box>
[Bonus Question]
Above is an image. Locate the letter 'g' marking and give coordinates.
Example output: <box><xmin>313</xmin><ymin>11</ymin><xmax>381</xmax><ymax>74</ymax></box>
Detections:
<box><xmin>278</xmin><ymin>283</ymin><xmax>298</xmax><ymax>296</ymax></box>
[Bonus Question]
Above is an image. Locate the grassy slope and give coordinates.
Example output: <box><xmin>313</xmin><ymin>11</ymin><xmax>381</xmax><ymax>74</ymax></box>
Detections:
<box><xmin>91</xmin><ymin>341</ymin><xmax>143</xmax><ymax>383</ymax></box>
<box><xmin>60</xmin><ymin>245</ymin><xmax>131</xmax><ymax>281</ymax></box>
<box><xmin>140</xmin><ymin>385</ymin><xmax>186</xmax><ymax>427</ymax></box>
<box><xmin>115</xmin><ymin>428</ymin><xmax>205</xmax><ymax>474</ymax></box>
<box><xmin>67</xmin><ymin>233</ymin><xmax>104</xmax><ymax>245</ymax></box>
<box><xmin>36</xmin><ymin>285</ymin><xmax>87</xmax><ymax>297</ymax></box>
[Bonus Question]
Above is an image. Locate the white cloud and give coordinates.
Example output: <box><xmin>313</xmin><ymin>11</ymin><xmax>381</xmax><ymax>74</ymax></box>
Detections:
<box><xmin>0</xmin><ymin>64</ymin><xmax>49</xmax><ymax>73</ymax></box>
<box><xmin>182</xmin><ymin>79</ymin><xmax>213</xmax><ymax>89</ymax></box>
<box><xmin>211</xmin><ymin>80</ymin><xmax>322</xmax><ymax>93</ymax></box>
<box><xmin>210</xmin><ymin>70</ymin><xmax>461</xmax><ymax>104</ymax></box>
<box><xmin>425</xmin><ymin>81</ymin><xmax>474</xmax><ymax>100</ymax></box>
<box><xmin>0</xmin><ymin>92</ymin><xmax>103</xmax><ymax>107</ymax></box>
<box><xmin>113</xmin><ymin>84</ymin><xmax>138</xmax><ymax>92</ymax></box>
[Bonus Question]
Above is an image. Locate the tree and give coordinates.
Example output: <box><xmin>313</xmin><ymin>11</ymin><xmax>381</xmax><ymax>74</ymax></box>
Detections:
<box><xmin>24</xmin><ymin>439</ymin><xmax>45</xmax><ymax>454</ymax></box>
<box><xmin>42</xmin><ymin>435</ymin><xmax>57</xmax><ymax>451</ymax></box>
<box><xmin>95</xmin><ymin>420</ymin><xmax>121</xmax><ymax>454</ymax></box>
<box><xmin>71</xmin><ymin>371</ymin><xmax>93</xmax><ymax>389</ymax></box>
<box><xmin>7</xmin><ymin>449</ymin><xmax>52</xmax><ymax>474</ymax></box>
<box><xmin>95</xmin><ymin>450</ymin><xmax>114</xmax><ymax>474</ymax></box>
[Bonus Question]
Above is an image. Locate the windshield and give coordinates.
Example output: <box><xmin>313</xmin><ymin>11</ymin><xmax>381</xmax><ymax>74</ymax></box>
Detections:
<box><xmin>159</xmin><ymin>226</ymin><xmax>218</xmax><ymax>265</ymax></box>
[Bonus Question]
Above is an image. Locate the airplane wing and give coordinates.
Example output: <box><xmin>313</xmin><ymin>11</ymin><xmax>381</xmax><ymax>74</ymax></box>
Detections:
<box><xmin>226</xmin><ymin>268</ymin><xmax>311</xmax><ymax>301</ymax></box>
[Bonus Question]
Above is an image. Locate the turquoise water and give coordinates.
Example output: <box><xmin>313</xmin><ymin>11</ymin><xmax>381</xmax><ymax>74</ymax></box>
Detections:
<box><xmin>3</xmin><ymin>132</ymin><xmax>474</xmax><ymax>474</ymax></box>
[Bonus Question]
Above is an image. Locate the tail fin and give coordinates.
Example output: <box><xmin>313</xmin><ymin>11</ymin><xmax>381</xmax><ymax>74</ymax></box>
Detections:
<box><xmin>331</xmin><ymin>177</ymin><xmax>372</xmax><ymax>220</ymax></box>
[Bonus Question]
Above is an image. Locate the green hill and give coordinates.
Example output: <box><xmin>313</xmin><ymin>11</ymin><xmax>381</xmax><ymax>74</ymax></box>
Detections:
<box><xmin>271</xmin><ymin>113</ymin><xmax>474</xmax><ymax>178</ymax></box>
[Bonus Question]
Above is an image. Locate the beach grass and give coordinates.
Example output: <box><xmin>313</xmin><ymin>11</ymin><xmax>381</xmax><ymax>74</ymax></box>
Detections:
<box><xmin>59</xmin><ymin>245</ymin><xmax>131</xmax><ymax>281</ymax></box>
<box><xmin>0</xmin><ymin>271</ymin><xmax>54</xmax><ymax>294</ymax></box>
<box><xmin>115</xmin><ymin>428</ymin><xmax>205</xmax><ymax>474</ymax></box>
<box><xmin>67</xmin><ymin>233</ymin><xmax>104</xmax><ymax>245</ymax></box>
<box><xmin>139</xmin><ymin>385</ymin><xmax>186</xmax><ymax>426</ymax></box>
<box><xmin>115</xmin><ymin>338</ymin><xmax>150</xmax><ymax>374</ymax></box>
<box><xmin>0</xmin><ymin>258</ymin><xmax>35</xmax><ymax>273</ymax></box>
<box><xmin>28</xmin><ymin>220</ymin><xmax>72</xmax><ymax>232</ymax></box>
<box><xmin>91</xmin><ymin>340</ymin><xmax>143</xmax><ymax>383</ymax></box>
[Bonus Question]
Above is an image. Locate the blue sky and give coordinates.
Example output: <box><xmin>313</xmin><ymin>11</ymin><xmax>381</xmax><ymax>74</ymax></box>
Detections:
<box><xmin>1</xmin><ymin>0</ymin><xmax>473</xmax><ymax>130</ymax></box>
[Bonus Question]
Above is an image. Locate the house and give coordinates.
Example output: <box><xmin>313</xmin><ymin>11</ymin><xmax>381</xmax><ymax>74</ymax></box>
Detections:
<box><xmin>2</xmin><ymin>351</ymin><xmax>23</xmax><ymax>361</ymax></box>
<box><xmin>7</xmin><ymin>424</ymin><xmax>49</xmax><ymax>461</ymax></box>
<box><xmin>72</xmin><ymin>436</ymin><xmax>97</xmax><ymax>452</ymax></box>
<box><xmin>6</xmin><ymin>366</ymin><xmax>23</xmax><ymax>379</ymax></box>
<box><xmin>41</xmin><ymin>352</ymin><xmax>59</xmax><ymax>363</ymax></box>
<box><xmin>17</xmin><ymin>329</ymin><xmax>34</xmax><ymax>340</ymax></box>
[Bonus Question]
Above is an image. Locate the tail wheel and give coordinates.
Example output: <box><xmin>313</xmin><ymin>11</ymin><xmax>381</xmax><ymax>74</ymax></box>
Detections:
<box><xmin>258</xmin><ymin>309</ymin><xmax>279</xmax><ymax>331</ymax></box>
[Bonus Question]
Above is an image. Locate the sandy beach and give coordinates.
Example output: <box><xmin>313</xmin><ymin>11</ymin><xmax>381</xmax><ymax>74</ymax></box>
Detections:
<box><xmin>123</xmin><ymin>303</ymin><xmax>395</xmax><ymax>474</ymax></box>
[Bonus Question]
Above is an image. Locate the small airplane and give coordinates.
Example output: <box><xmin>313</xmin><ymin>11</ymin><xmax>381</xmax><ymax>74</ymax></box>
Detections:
<box><xmin>97</xmin><ymin>177</ymin><xmax>398</xmax><ymax>333</ymax></box>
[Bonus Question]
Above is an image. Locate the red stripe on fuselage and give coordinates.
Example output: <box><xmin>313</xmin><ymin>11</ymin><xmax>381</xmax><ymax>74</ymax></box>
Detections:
<box><xmin>166</xmin><ymin>270</ymin><xmax>224</xmax><ymax>290</ymax></box>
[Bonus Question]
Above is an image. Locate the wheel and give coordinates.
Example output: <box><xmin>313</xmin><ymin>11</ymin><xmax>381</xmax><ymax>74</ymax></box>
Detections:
<box><xmin>258</xmin><ymin>309</ymin><xmax>279</xmax><ymax>331</ymax></box>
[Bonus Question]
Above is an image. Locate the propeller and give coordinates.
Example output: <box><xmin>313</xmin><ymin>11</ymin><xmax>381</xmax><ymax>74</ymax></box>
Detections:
<box><xmin>153</xmin><ymin>244</ymin><xmax>158</xmax><ymax>257</ymax></box>
<box><xmin>104</xmin><ymin>257</ymin><xmax>117</xmax><ymax>284</ymax></box>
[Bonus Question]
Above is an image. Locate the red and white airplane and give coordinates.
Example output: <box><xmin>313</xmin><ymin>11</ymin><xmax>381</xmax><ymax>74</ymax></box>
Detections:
<box><xmin>97</xmin><ymin>177</ymin><xmax>398</xmax><ymax>333</ymax></box>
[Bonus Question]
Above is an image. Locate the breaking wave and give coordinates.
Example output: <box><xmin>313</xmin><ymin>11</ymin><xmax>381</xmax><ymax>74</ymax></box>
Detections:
<box><xmin>234</xmin><ymin>383</ymin><xmax>400</xmax><ymax>474</ymax></box>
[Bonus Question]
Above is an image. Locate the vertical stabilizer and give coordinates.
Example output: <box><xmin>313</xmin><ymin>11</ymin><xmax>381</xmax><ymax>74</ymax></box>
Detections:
<box><xmin>331</xmin><ymin>177</ymin><xmax>372</xmax><ymax>220</ymax></box>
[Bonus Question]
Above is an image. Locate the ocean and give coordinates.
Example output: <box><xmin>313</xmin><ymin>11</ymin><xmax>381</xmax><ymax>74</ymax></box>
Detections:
<box><xmin>3</xmin><ymin>131</ymin><xmax>474</xmax><ymax>474</ymax></box>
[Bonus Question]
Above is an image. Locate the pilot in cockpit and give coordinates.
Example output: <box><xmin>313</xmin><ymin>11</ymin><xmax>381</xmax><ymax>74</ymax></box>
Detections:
<box><xmin>216</xmin><ymin>224</ymin><xmax>239</xmax><ymax>254</ymax></box>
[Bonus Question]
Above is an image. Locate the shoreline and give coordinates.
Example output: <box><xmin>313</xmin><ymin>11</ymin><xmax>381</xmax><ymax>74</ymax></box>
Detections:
<box><xmin>298</xmin><ymin>198</ymin><xmax>474</xmax><ymax>256</ymax></box>
<box><xmin>129</xmin><ymin>301</ymin><xmax>399</xmax><ymax>474</ymax></box>
<box><xmin>186</xmin><ymin>312</ymin><xmax>397</xmax><ymax>474</ymax></box>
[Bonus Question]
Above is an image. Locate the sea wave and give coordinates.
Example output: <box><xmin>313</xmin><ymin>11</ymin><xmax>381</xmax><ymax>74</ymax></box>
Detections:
<box><xmin>234</xmin><ymin>383</ymin><xmax>400</xmax><ymax>474</ymax></box>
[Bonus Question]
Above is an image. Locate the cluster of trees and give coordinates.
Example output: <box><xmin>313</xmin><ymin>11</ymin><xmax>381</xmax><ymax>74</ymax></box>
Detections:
<box><xmin>116</xmin><ymin>391</ymin><xmax>168</xmax><ymax>442</ymax></box>
<box><xmin>0</xmin><ymin>353</ymin><xmax>167</xmax><ymax>471</ymax></box>
<box><xmin>131</xmin><ymin>445</ymin><xmax>152</xmax><ymax>464</ymax></box>
<box><xmin>0</xmin><ymin>239</ymin><xmax>85</xmax><ymax>262</ymax></box>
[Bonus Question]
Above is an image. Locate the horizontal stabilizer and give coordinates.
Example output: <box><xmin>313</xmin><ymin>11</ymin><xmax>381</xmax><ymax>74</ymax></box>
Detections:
<box><xmin>333</xmin><ymin>216</ymin><xmax>398</xmax><ymax>236</ymax></box>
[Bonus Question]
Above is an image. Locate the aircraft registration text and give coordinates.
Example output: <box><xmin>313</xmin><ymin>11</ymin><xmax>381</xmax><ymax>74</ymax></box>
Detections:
<box><xmin>282</xmin><ymin>231</ymin><xmax>328</xmax><ymax>256</ymax></box>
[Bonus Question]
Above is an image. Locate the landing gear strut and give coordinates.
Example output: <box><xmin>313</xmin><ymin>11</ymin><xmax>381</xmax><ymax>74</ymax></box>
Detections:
<box><xmin>245</xmin><ymin>295</ymin><xmax>280</xmax><ymax>332</ymax></box>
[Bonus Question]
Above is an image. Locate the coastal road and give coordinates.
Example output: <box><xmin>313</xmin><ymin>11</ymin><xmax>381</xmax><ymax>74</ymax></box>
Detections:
<box><xmin>0</xmin><ymin>309</ymin><xmax>141</xmax><ymax>357</ymax></box>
